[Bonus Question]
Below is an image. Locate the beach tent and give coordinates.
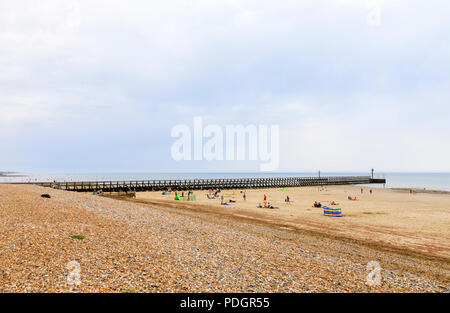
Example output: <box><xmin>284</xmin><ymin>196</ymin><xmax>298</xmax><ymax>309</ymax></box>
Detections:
<box><xmin>323</xmin><ymin>206</ymin><xmax>343</xmax><ymax>217</ymax></box>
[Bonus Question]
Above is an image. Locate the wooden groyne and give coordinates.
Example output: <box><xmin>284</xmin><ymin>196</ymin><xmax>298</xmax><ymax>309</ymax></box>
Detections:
<box><xmin>19</xmin><ymin>176</ymin><xmax>385</xmax><ymax>192</ymax></box>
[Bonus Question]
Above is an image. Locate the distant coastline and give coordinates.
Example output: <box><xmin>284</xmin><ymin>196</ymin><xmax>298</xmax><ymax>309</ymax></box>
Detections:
<box><xmin>0</xmin><ymin>172</ymin><xmax>22</xmax><ymax>177</ymax></box>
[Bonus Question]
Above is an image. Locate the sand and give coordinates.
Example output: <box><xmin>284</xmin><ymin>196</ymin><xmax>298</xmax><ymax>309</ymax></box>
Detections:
<box><xmin>0</xmin><ymin>184</ymin><xmax>449</xmax><ymax>293</ymax></box>
<box><xmin>137</xmin><ymin>186</ymin><xmax>450</xmax><ymax>259</ymax></box>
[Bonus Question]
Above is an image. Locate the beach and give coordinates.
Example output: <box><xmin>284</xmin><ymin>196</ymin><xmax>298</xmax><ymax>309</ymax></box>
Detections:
<box><xmin>0</xmin><ymin>183</ymin><xmax>449</xmax><ymax>293</ymax></box>
<box><xmin>137</xmin><ymin>186</ymin><xmax>450</xmax><ymax>259</ymax></box>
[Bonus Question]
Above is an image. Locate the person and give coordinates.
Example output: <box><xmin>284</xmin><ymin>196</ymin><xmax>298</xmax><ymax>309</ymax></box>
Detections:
<box><xmin>361</xmin><ymin>188</ymin><xmax>364</xmax><ymax>194</ymax></box>
<box><xmin>285</xmin><ymin>196</ymin><xmax>290</xmax><ymax>204</ymax></box>
<box><xmin>243</xmin><ymin>192</ymin><xmax>247</xmax><ymax>201</ymax></box>
<box><xmin>264</xmin><ymin>194</ymin><xmax>267</xmax><ymax>201</ymax></box>
<box><xmin>370</xmin><ymin>189</ymin><xmax>373</xmax><ymax>194</ymax></box>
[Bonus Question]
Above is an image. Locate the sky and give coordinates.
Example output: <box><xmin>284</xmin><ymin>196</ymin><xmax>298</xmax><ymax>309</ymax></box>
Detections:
<box><xmin>0</xmin><ymin>0</ymin><xmax>449</xmax><ymax>173</ymax></box>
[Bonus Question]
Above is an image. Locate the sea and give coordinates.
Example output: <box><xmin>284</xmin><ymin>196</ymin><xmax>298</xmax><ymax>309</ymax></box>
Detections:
<box><xmin>1</xmin><ymin>172</ymin><xmax>450</xmax><ymax>191</ymax></box>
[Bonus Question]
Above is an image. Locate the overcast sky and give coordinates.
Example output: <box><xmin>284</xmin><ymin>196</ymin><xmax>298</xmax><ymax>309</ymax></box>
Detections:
<box><xmin>1</xmin><ymin>0</ymin><xmax>449</xmax><ymax>173</ymax></box>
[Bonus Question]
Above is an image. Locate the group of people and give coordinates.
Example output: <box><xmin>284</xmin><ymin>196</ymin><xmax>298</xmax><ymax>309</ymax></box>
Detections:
<box><xmin>257</xmin><ymin>202</ymin><xmax>278</xmax><ymax>209</ymax></box>
<box><xmin>207</xmin><ymin>189</ymin><xmax>220</xmax><ymax>199</ymax></box>
<box><xmin>313</xmin><ymin>200</ymin><xmax>339</xmax><ymax>207</ymax></box>
<box><xmin>205</xmin><ymin>190</ymin><xmax>293</xmax><ymax>209</ymax></box>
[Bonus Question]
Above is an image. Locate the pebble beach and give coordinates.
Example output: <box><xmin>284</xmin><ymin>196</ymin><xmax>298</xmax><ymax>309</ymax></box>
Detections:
<box><xmin>0</xmin><ymin>184</ymin><xmax>449</xmax><ymax>293</ymax></box>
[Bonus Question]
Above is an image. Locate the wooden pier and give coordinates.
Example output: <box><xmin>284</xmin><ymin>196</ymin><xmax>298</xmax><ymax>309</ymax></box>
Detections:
<box><xmin>20</xmin><ymin>176</ymin><xmax>385</xmax><ymax>192</ymax></box>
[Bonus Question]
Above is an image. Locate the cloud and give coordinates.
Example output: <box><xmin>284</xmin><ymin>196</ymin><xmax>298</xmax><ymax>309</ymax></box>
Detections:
<box><xmin>0</xmin><ymin>0</ymin><xmax>449</xmax><ymax>172</ymax></box>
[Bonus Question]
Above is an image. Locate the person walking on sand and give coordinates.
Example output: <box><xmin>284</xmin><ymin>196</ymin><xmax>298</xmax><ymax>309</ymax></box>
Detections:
<box><xmin>243</xmin><ymin>192</ymin><xmax>247</xmax><ymax>201</ymax></box>
<box><xmin>361</xmin><ymin>188</ymin><xmax>364</xmax><ymax>194</ymax></box>
<box><xmin>264</xmin><ymin>194</ymin><xmax>267</xmax><ymax>201</ymax></box>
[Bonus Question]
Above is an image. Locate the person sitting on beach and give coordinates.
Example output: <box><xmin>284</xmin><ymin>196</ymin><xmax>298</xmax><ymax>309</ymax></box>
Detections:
<box><xmin>265</xmin><ymin>202</ymin><xmax>278</xmax><ymax>209</ymax></box>
<box><xmin>330</xmin><ymin>201</ymin><xmax>337</xmax><ymax>206</ymax></box>
<box><xmin>257</xmin><ymin>203</ymin><xmax>263</xmax><ymax>208</ymax></box>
